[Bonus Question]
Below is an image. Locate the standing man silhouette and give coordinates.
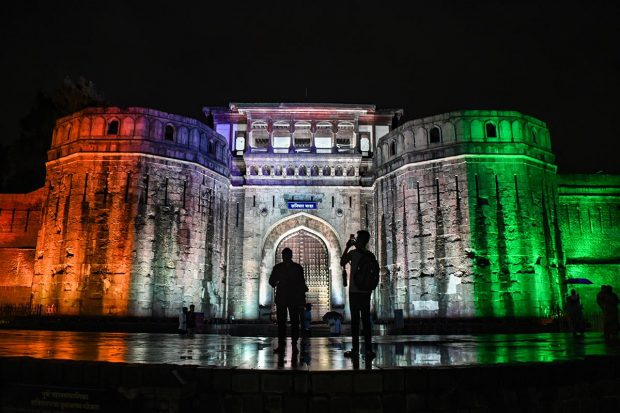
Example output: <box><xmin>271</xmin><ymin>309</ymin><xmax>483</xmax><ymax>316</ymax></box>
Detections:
<box><xmin>269</xmin><ymin>247</ymin><xmax>308</xmax><ymax>354</ymax></box>
<box><xmin>341</xmin><ymin>230</ymin><xmax>377</xmax><ymax>359</ymax></box>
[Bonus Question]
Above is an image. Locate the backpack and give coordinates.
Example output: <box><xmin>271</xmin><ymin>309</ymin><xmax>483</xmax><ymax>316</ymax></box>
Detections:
<box><xmin>354</xmin><ymin>250</ymin><xmax>380</xmax><ymax>291</ymax></box>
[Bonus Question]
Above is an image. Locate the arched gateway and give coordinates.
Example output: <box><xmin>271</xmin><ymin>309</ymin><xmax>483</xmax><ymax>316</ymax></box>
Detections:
<box><xmin>275</xmin><ymin>230</ymin><xmax>330</xmax><ymax>320</ymax></box>
<box><xmin>258</xmin><ymin>213</ymin><xmax>345</xmax><ymax>318</ymax></box>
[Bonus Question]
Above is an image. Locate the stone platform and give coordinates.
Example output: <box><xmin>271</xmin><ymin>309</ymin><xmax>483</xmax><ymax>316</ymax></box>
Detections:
<box><xmin>1</xmin><ymin>330</ymin><xmax>620</xmax><ymax>412</ymax></box>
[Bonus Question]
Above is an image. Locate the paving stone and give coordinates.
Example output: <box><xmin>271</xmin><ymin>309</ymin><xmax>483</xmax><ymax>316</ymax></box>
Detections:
<box><xmin>383</xmin><ymin>369</ymin><xmax>405</xmax><ymax>392</ymax></box>
<box><xmin>261</xmin><ymin>373</ymin><xmax>292</xmax><ymax>393</ymax></box>
<box><xmin>121</xmin><ymin>363</ymin><xmax>144</xmax><ymax>387</ymax></box>
<box><xmin>232</xmin><ymin>372</ymin><xmax>259</xmax><ymax>393</ymax></box>
<box><xmin>212</xmin><ymin>369</ymin><xmax>232</xmax><ymax>392</ymax></box>
<box><xmin>353</xmin><ymin>372</ymin><xmax>382</xmax><ymax>393</ymax></box>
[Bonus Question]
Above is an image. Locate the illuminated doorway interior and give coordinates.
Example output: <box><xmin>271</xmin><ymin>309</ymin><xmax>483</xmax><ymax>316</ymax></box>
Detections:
<box><xmin>275</xmin><ymin>229</ymin><xmax>330</xmax><ymax>321</ymax></box>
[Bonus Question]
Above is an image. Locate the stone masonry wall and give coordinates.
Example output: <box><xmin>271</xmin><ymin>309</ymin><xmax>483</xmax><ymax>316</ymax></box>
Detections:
<box><xmin>466</xmin><ymin>158</ymin><xmax>562</xmax><ymax>318</ymax></box>
<box><xmin>0</xmin><ymin>190</ymin><xmax>45</xmax><ymax>305</ymax></box>
<box><xmin>375</xmin><ymin>159</ymin><xmax>473</xmax><ymax>319</ymax></box>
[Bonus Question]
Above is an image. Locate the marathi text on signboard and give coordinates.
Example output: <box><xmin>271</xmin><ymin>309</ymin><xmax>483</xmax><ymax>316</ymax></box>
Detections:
<box><xmin>287</xmin><ymin>202</ymin><xmax>317</xmax><ymax>210</ymax></box>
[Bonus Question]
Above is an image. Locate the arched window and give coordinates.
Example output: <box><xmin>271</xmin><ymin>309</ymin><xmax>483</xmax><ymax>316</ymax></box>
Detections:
<box><xmin>315</xmin><ymin>121</ymin><xmax>333</xmax><ymax>152</ymax></box>
<box><xmin>389</xmin><ymin>141</ymin><xmax>396</xmax><ymax>156</ymax></box>
<box><xmin>311</xmin><ymin>165</ymin><xmax>319</xmax><ymax>176</ymax></box>
<box><xmin>164</xmin><ymin>124</ymin><xmax>175</xmax><ymax>141</ymax></box>
<box><xmin>250</xmin><ymin>121</ymin><xmax>269</xmax><ymax>149</ymax></box>
<box><xmin>323</xmin><ymin>166</ymin><xmax>331</xmax><ymax>176</ymax></box>
<box><xmin>298</xmin><ymin>165</ymin><xmax>307</xmax><ymax>176</ymax></box>
<box><xmin>335</xmin><ymin>166</ymin><xmax>343</xmax><ymax>176</ymax></box>
<box><xmin>249</xmin><ymin>166</ymin><xmax>258</xmax><ymax>176</ymax></box>
<box><xmin>272</xmin><ymin>121</ymin><xmax>291</xmax><ymax>152</ymax></box>
<box><xmin>65</xmin><ymin>125</ymin><xmax>72</xmax><ymax>142</ymax></box>
<box><xmin>336</xmin><ymin>122</ymin><xmax>354</xmax><ymax>150</ymax></box>
<box><xmin>106</xmin><ymin>120</ymin><xmax>119</xmax><ymax>135</ymax></box>
<box><xmin>274</xmin><ymin>166</ymin><xmax>282</xmax><ymax>176</ymax></box>
<box><xmin>346</xmin><ymin>166</ymin><xmax>355</xmax><ymax>176</ymax></box>
<box><xmin>531</xmin><ymin>128</ymin><xmax>537</xmax><ymax>144</ymax></box>
<box><xmin>262</xmin><ymin>165</ymin><xmax>271</xmax><ymax>176</ymax></box>
<box><xmin>293</xmin><ymin>121</ymin><xmax>311</xmax><ymax>150</ymax></box>
<box><xmin>208</xmin><ymin>141</ymin><xmax>215</xmax><ymax>154</ymax></box>
<box><xmin>429</xmin><ymin>126</ymin><xmax>441</xmax><ymax>144</ymax></box>
<box><xmin>485</xmin><ymin>122</ymin><xmax>497</xmax><ymax>138</ymax></box>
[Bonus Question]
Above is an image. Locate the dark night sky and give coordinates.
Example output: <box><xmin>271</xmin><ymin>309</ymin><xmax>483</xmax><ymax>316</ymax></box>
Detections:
<box><xmin>1</xmin><ymin>0</ymin><xmax>618</xmax><ymax>174</ymax></box>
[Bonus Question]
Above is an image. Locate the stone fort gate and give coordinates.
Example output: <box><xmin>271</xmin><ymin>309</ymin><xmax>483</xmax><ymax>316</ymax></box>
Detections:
<box><xmin>258</xmin><ymin>213</ymin><xmax>345</xmax><ymax>320</ymax></box>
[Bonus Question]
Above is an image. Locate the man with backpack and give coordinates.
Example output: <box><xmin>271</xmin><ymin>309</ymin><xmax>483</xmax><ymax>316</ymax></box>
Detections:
<box><xmin>340</xmin><ymin>230</ymin><xmax>379</xmax><ymax>359</ymax></box>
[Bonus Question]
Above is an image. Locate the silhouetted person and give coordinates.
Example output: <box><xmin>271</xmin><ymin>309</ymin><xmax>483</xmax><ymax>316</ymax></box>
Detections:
<box><xmin>341</xmin><ymin>230</ymin><xmax>376</xmax><ymax>359</ymax></box>
<box><xmin>303</xmin><ymin>303</ymin><xmax>312</xmax><ymax>336</ymax></box>
<box><xmin>269</xmin><ymin>247</ymin><xmax>308</xmax><ymax>354</ymax></box>
<box><xmin>187</xmin><ymin>304</ymin><xmax>196</xmax><ymax>336</ymax></box>
<box><xmin>178</xmin><ymin>307</ymin><xmax>188</xmax><ymax>335</ymax></box>
<box><xmin>328</xmin><ymin>316</ymin><xmax>342</xmax><ymax>336</ymax></box>
<box><xmin>597</xmin><ymin>285</ymin><xmax>619</xmax><ymax>341</ymax></box>
<box><xmin>566</xmin><ymin>289</ymin><xmax>585</xmax><ymax>336</ymax></box>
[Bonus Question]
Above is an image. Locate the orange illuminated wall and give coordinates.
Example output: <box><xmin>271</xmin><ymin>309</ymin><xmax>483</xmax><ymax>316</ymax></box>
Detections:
<box><xmin>0</xmin><ymin>189</ymin><xmax>45</xmax><ymax>305</ymax></box>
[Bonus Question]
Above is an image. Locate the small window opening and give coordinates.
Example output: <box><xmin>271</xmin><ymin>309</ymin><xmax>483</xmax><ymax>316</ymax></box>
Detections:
<box><xmin>107</xmin><ymin>120</ymin><xmax>119</xmax><ymax>135</ymax></box>
<box><xmin>389</xmin><ymin>141</ymin><xmax>396</xmax><ymax>156</ymax></box>
<box><xmin>485</xmin><ymin>123</ymin><xmax>497</xmax><ymax>138</ymax></box>
<box><xmin>164</xmin><ymin>125</ymin><xmax>175</xmax><ymax>141</ymax></box>
<box><xmin>430</xmin><ymin>126</ymin><xmax>441</xmax><ymax>143</ymax></box>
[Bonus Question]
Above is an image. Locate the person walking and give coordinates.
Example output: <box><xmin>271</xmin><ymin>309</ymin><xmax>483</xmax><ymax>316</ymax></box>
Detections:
<box><xmin>269</xmin><ymin>247</ymin><xmax>308</xmax><ymax>354</ymax></box>
<box><xmin>341</xmin><ymin>230</ymin><xmax>378</xmax><ymax>359</ymax></box>
<box><xmin>566</xmin><ymin>289</ymin><xmax>585</xmax><ymax>336</ymax></box>
<box><xmin>597</xmin><ymin>285</ymin><xmax>619</xmax><ymax>341</ymax></box>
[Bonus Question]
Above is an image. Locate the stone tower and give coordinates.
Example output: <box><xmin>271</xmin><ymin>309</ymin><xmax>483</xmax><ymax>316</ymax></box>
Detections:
<box><xmin>31</xmin><ymin>107</ymin><xmax>230</xmax><ymax>317</ymax></box>
<box><xmin>374</xmin><ymin>110</ymin><xmax>562</xmax><ymax>319</ymax></box>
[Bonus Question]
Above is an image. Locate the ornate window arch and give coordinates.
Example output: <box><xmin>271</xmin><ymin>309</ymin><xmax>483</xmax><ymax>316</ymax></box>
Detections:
<box><xmin>485</xmin><ymin>122</ymin><xmax>497</xmax><ymax>138</ymax></box>
<box><xmin>106</xmin><ymin>119</ymin><xmax>119</xmax><ymax>135</ymax></box>
<box><xmin>429</xmin><ymin>126</ymin><xmax>441</xmax><ymax>144</ymax></box>
<box><xmin>293</xmin><ymin>121</ymin><xmax>312</xmax><ymax>150</ymax></box>
<box><xmin>315</xmin><ymin>121</ymin><xmax>334</xmax><ymax>151</ymax></box>
<box><xmin>250</xmin><ymin>121</ymin><xmax>269</xmax><ymax>149</ymax></box>
<box><xmin>164</xmin><ymin>124</ymin><xmax>175</xmax><ymax>141</ymax></box>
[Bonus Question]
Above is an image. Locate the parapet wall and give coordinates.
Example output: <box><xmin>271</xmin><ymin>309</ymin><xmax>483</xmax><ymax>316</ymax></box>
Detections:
<box><xmin>376</xmin><ymin>110</ymin><xmax>554</xmax><ymax>175</ymax></box>
<box><xmin>49</xmin><ymin>107</ymin><xmax>229</xmax><ymax>177</ymax></box>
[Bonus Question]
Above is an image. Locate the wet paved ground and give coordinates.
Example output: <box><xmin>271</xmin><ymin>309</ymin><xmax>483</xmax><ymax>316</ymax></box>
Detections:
<box><xmin>1</xmin><ymin>330</ymin><xmax>619</xmax><ymax>371</ymax></box>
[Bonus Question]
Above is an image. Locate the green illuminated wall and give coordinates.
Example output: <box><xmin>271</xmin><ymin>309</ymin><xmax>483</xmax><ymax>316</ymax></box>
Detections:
<box><xmin>556</xmin><ymin>174</ymin><xmax>620</xmax><ymax>318</ymax></box>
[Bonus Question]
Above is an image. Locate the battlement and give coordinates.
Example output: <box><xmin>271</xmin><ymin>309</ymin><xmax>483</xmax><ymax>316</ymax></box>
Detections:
<box><xmin>49</xmin><ymin>107</ymin><xmax>229</xmax><ymax>176</ymax></box>
<box><xmin>376</xmin><ymin>110</ymin><xmax>554</xmax><ymax>174</ymax></box>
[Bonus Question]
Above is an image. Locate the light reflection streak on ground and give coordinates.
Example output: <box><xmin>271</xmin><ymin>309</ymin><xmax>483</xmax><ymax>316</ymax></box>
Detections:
<box><xmin>0</xmin><ymin>330</ymin><xmax>618</xmax><ymax>371</ymax></box>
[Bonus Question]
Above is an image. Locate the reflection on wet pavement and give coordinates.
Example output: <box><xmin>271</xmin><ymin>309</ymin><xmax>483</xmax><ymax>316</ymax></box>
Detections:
<box><xmin>0</xmin><ymin>330</ymin><xmax>618</xmax><ymax>370</ymax></box>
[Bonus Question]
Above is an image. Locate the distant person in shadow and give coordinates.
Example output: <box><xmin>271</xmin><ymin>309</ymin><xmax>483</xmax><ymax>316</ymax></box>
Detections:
<box><xmin>178</xmin><ymin>307</ymin><xmax>188</xmax><ymax>335</ymax></box>
<box><xmin>566</xmin><ymin>289</ymin><xmax>585</xmax><ymax>336</ymax></box>
<box><xmin>303</xmin><ymin>303</ymin><xmax>312</xmax><ymax>337</ymax></box>
<box><xmin>269</xmin><ymin>247</ymin><xmax>308</xmax><ymax>355</ymax></box>
<box><xmin>187</xmin><ymin>304</ymin><xmax>197</xmax><ymax>337</ymax></box>
<box><xmin>597</xmin><ymin>285</ymin><xmax>619</xmax><ymax>341</ymax></box>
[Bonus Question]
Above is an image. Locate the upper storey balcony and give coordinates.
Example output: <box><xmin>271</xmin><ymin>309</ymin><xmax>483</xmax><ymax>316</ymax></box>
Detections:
<box><xmin>48</xmin><ymin>107</ymin><xmax>229</xmax><ymax>176</ymax></box>
<box><xmin>246</xmin><ymin>119</ymin><xmax>361</xmax><ymax>155</ymax></box>
<box><xmin>206</xmin><ymin>103</ymin><xmax>401</xmax><ymax>158</ymax></box>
